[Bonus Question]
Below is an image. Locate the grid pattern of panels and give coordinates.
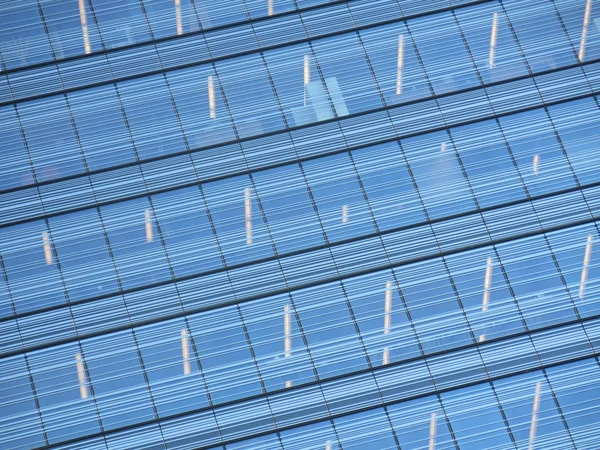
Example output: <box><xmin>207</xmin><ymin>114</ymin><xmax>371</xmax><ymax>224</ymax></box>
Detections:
<box><xmin>2</xmin><ymin>0</ymin><xmax>600</xmax><ymax>449</ymax></box>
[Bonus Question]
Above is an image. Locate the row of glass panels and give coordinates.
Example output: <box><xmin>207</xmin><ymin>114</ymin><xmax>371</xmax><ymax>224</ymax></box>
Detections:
<box><xmin>0</xmin><ymin>0</ymin><xmax>344</xmax><ymax>70</ymax></box>
<box><xmin>3</xmin><ymin>199</ymin><xmax>600</xmax><ymax>351</ymax></box>
<box><xmin>1</xmin><ymin>0</ymin><xmax>597</xmax><ymax>191</ymax></box>
<box><xmin>202</xmin><ymin>358</ymin><xmax>600</xmax><ymax>450</ymax></box>
<box><xmin>2</xmin><ymin>215</ymin><xmax>600</xmax><ymax>448</ymax></box>
<box><xmin>2</xmin><ymin>300</ymin><xmax>599</xmax><ymax>449</ymax></box>
<box><xmin>1</xmin><ymin>95</ymin><xmax>599</xmax><ymax>320</ymax></box>
<box><xmin>2</xmin><ymin>0</ymin><xmax>596</xmax><ymax>106</ymax></box>
<box><xmin>3</xmin><ymin>55</ymin><xmax>598</xmax><ymax>227</ymax></box>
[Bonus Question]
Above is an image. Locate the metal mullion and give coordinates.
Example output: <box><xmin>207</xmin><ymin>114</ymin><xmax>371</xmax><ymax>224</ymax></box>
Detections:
<box><xmin>342</xmin><ymin>149</ymin><xmax>405</xmax><ymax>450</ymax></box>
<box><xmin>27</xmin><ymin>307</ymin><xmax>600</xmax><ymax>450</ymax></box>
<box><xmin>537</xmin><ymin>365</ymin><xmax>580</xmax><ymax>449</ymax></box>
<box><xmin>406</xmin><ymin>15</ymin><xmax>525</xmax><ymax>406</ymax></box>
<box><xmin>165</xmin><ymin>38</ymin><xmax>243</xmax><ymax>421</ymax></box>
<box><xmin>33</xmin><ymin>0</ymin><xmax>58</xmax><ymax>64</ymax></box>
<box><xmin>91</xmin><ymin>199</ymin><xmax>158</xmax><ymax>436</ymax></box>
<box><xmin>458</xmin><ymin>3</ymin><xmax>588</xmax><ymax>356</ymax></box>
<box><xmin>73</xmin><ymin>340</ymin><xmax>107</xmax><ymax>444</ymax></box>
<box><xmin>199</xmin><ymin>32</ymin><xmax>273</xmax><ymax>306</ymax></box>
<box><xmin>257</xmin><ymin>18</ymin><xmax>357</xmax><ymax>439</ymax></box>
<box><xmin>241</xmin><ymin>170</ymin><xmax>323</xmax><ymax>380</ymax></box>
<box><xmin>344</xmin><ymin>30</ymin><xmax>426</xmax><ymax>397</ymax></box>
<box><xmin>312</xmin><ymin>20</ymin><xmax>442</xmax><ymax>436</ymax></box>
<box><xmin>492</xmin><ymin>9</ymin><xmax>580</xmax><ymax>446</ymax></box>
<box><xmin>371</xmin><ymin>23</ymin><xmax>460</xmax><ymax>439</ymax></box>
<box><xmin>40</xmin><ymin>216</ymin><xmax>81</xmax><ymax>349</ymax></box>
<box><xmin>85</xmin><ymin>0</ymin><xmax>145</xmax><ymax>171</ymax></box>
<box><xmin>396</xmin><ymin>14</ymin><xmax>479</xmax><ymax>346</ymax></box>
<box><xmin>233</xmin><ymin>302</ymin><xmax>281</xmax><ymax>434</ymax></box>
<box><xmin>21</xmin><ymin>352</ymin><xmax>51</xmax><ymax>447</ymax></box>
<box><xmin>321</xmin><ymin>18</ymin><xmax>414</xmax><ymax>434</ymax></box>
<box><xmin>136</xmin><ymin>176</ymin><xmax>219</xmax><ymax>425</ymax></box>
<box><xmin>338</xmin><ymin>15</ymin><xmax>449</xmax><ymax>435</ymax></box>
<box><xmin>136</xmin><ymin>0</ymin><xmax>198</xmax><ymax>162</ymax></box>
<box><xmin>0</xmin><ymin>53</ymin><xmax>42</xmax><ymax>205</ymax></box>
<box><xmin>235</xmin><ymin>45</ymin><xmax>328</xmax><ymax>425</ymax></box>
<box><xmin>481</xmin><ymin>114</ymin><xmax>538</xmax><ymax>340</ymax></box>
<box><xmin>88</xmin><ymin>218</ymin><xmax>167</xmax><ymax>445</ymax></box>
<box><xmin>433</xmin><ymin>11</ymin><xmax>556</xmax><ymax>432</ymax></box>
<box><xmin>0</xmin><ymin>254</ymin><xmax>51</xmax><ymax>447</ymax></box>
<box><xmin>35</xmin><ymin>0</ymin><xmax>97</xmax><ymax>184</ymax></box>
<box><xmin>170</xmin><ymin>31</ymin><xmax>268</xmax><ymax>436</ymax></box>
<box><xmin>252</xmin><ymin>22</ymin><xmax>344</xmax><ymax>393</ymax></box>
<box><xmin>548</xmin><ymin>0</ymin><xmax>600</xmax><ymax>281</ymax></box>
<box><xmin>497</xmin><ymin>0</ymin><xmax>589</xmax><ymax>329</ymax></box>
<box><xmin>187</xmin><ymin>0</ymin><xmax>206</xmax><ymax>33</ymax></box>
<box><xmin>291</xmin><ymin>1</ymin><xmax>382</xmax><ymax>384</ymax></box>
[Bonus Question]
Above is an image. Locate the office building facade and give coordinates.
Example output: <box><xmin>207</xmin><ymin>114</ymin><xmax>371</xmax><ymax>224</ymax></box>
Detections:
<box><xmin>2</xmin><ymin>0</ymin><xmax>600</xmax><ymax>448</ymax></box>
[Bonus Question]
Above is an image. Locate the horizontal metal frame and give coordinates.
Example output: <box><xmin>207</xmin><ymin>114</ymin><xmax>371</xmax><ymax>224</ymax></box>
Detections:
<box><xmin>0</xmin><ymin>0</ymin><xmax>354</xmax><ymax>77</ymax></box>
<box><xmin>0</xmin><ymin>0</ymin><xmax>494</xmax><ymax>109</ymax></box>
<box><xmin>31</xmin><ymin>313</ymin><xmax>600</xmax><ymax>450</ymax></box>
<box><xmin>2</xmin><ymin>56</ymin><xmax>598</xmax><ymax>224</ymax></box>
<box><xmin>2</xmin><ymin>187</ymin><xmax>599</xmax><ymax>359</ymax></box>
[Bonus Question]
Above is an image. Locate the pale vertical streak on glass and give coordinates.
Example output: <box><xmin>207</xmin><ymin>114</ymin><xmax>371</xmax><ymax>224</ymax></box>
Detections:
<box><xmin>529</xmin><ymin>382</ymin><xmax>542</xmax><ymax>450</ymax></box>
<box><xmin>284</xmin><ymin>304</ymin><xmax>292</xmax><ymax>387</ymax></box>
<box><xmin>304</xmin><ymin>54</ymin><xmax>311</xmax><ymax>107</ymax></box>
<box><xmin>145</xmin><ymin>209</ymin><xmax>154</xmax><ymax>243</ymax></box>
<box><xmin>383</xmin><ymin>281</ymin><xmax>392</xmax><ymax>364</ymax></box>
<box><xmin>42</xmin><ymin>231</ymin><xmax>53</xmax><ymax>265</ymax></box>
<box><xmin>396</xmin><ymin>34</ymin><xmax>404</xmax><ymax>95</ymax></box>
<box><xmin>384</xmin><ymin>281</ymin><xmax>392</xmax><ymax>333</ymax></box>
<box><xmin>325</xmin><ymin>440</ymin><xmax>332</xmax><ymax>450</ymax></box>
<box><xmin>78</xmin><ymin>0</ymin><xmax>91</xmax><ymax>54</ymax></box>
<box><xmin>175</xmin><ymin>0</ymin><xmax>183</xmax><ymax>35</ymax></box>
<box><xmin>479</xmin><ymin>256</ymin><xmax>493</xmax><ymax>342</ymax></box>
<box><xmin>579</xmin><ymin>234</ymin><xmax>594</xmax><ymax>299</ymax></box>
<box><xmin>245</xmin><ymin>187</ymin><xmax>253</xmax><ymax>244</ymax></box>
<box><xmin>342</xmin><ymin>204</ymin><xmax>349</xmax><ymax>223</ymax></box>
<box><xmin>489</xmin><ymin>12</ymin><xmax>498</xmax><ymax>69</ymax></box>
<box><xmin>181</xmin><ymin>329</ymin><xmax>191</xmax><ymax>375</ymax></box>
<box><xmin>482</xmin><ymin>256</ymin><xmax>493</xmax><ymax>312</ymax></box>
<box><xmin>579</xmin><ymin>0</ymin><xmax>593</xmax><ymax>61</ymax></box>
<box><xmin>429</xmin><ymin>412</ymin><xmax>437</xmax><ymax>450</ymax></box>
<box><xmin>533</xmin><ymin>154</ymin><xmax>540</xmax><ymax>175</ymax></box>
<box><xmin>440</xmin><ymin>142</ymin><xmax>447</xmax><ymax>152</ymax></box>
<box><xmin>76</xmin><ymin>353</ymin><xmax>88</xmax><ymax>399</ymax></box>
<box><xmin>208</xmin><ymin>76</ymin><xmax>216</xmax><ymax>119</ymax></box>
<box><xmin>268</xmin><ymin>0</ymin><xmax>274</xmax><ymax>16</ymax></box>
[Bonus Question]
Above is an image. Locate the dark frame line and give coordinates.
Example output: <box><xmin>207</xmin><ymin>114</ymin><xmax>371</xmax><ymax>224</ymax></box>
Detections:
<box><xmin>30</xmin><ymin>316</ymin><xmax>600</xmax><ymax>450</ymax></box>
<box><xmin>2</xmin><ymin>204</ymin><xmax>599</xmax><ymax>360</ymax></box>
<box><xmin>0</xmin><ymin>0</ymin><xmax>495</xmax><ymax>109</ymax></box>
<box><xmin>0</xmin><ymin>0</ymin><xmax>354</xmax><ymax>77</ymax></box>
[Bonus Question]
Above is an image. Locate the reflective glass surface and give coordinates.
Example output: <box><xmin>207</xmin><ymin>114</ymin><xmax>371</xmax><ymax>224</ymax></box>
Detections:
<box><xmin>2</xmin><ymin>0</ymin><xmax>600</xmax><ymax>449</ymax></box>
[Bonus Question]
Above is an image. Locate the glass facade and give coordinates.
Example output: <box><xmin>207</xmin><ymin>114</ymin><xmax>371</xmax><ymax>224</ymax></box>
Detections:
<box><xmin>2</xmin><ymin>0</ymin><xmax>600</xmax><ymax>449</ymax></box>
